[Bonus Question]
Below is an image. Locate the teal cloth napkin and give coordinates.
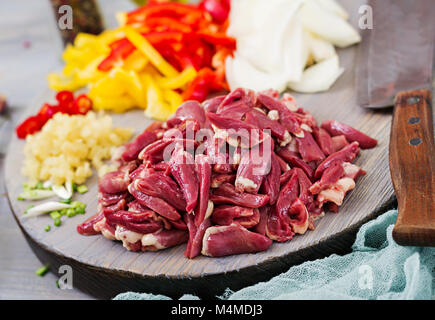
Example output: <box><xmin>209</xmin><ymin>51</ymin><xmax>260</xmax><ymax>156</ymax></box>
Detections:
<box><xmin>114</xmin><ymin>210</ymin><xmax>435</xmax><ymax>300</ymax></box>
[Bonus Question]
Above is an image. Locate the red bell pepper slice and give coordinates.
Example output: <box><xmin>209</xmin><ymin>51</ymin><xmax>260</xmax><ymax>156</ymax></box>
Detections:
<box><xmin>143</xmin><ymin>17</ymin><xmax>193</xmax><ymax>33</ymax></box>
<box><xmin>182</xmin><ymin>67</ymin><xmax>221</xmax><ymax>102</ymax></box>
<box><xmin>98</xmin><ymin>38</ymin><xmax>135</xmax><ymax>72</ymax></box>
<box><xmin>127</xmin><ymin>3</ymin><xmax>204</xmax><ymax>25</ymax></box>
<box><xmin>198</xmin><ymin>31</ymin><xmax>236</xmax><ymax>50</ymax></box>
<box><xmin>144</xmin><ymin>31</ymin><xmax>185</xmax><ymax>45</ymax></box>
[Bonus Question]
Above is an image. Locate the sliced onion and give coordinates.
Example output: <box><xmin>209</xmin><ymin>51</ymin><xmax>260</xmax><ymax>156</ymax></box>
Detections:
<box><xmin>225</xmin><ymin>54</ymin><xmax>289</xmax><ymax>92</ymax></box>
<box><xmin>225</xmin><ymin>0</ymin><xmax>357</xmax><ymax>93</ymax></box>
<box><xmin>227</xmin><ymin>0</ymin><xmax>261</xmax><ymax>38</ymax></box>
<box><xmin>305</xmin><ymin>30</ymin><xmax>336</xmax><ymax>62</ymax></box>
<box><xmin>237</xmin><ymin>0</ymin><xmax>303</xmax><ymax>74</ymax></box>
<box><xmin>282</xmin><ymin>14</ymin><xmax>307</xmax><ymax>82</ymax></box>
<box><xmin>288</xmin><ymin>55</ymin><xmax>344</xmax><ymax>93</ymax></box>
<box><xmin>299</xmin><ymin>1</ymin><xmax>361</xmax><ymax>48</ymax></box>
<box><xmin>308</xmin><ymin>0</ymin><xmax>349</xmax><ymax>20</ymax></box>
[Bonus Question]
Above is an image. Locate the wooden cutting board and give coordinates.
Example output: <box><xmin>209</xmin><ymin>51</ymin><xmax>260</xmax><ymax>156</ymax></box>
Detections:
<box><xmin>4</xmin><ymin>1</ymin><xmax>398</xmax><ymax>299</ymax></box>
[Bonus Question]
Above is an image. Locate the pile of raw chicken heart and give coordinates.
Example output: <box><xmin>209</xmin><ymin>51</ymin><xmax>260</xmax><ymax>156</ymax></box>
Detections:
<box><xmin>77</xmin><ymin>88</ymin><xmax>377</xmax><ymax>258</ymax></box>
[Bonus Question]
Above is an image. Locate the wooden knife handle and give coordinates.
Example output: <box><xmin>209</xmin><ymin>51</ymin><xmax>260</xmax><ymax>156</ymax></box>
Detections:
<box><xmin>389</xmin><ymin>89</ymin><xmax>435</xmax><ymax>246</ymax></box>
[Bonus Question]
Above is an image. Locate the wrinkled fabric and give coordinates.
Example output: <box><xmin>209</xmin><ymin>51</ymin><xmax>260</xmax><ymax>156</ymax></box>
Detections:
<box><xmin>114</xmin><ymin>210</ymin><xmax>435</xmax><ymax>300</ymax></box>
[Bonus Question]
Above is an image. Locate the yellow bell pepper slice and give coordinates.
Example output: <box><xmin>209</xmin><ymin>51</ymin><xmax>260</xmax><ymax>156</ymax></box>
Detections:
<box><xmin>75</xmin><ymin>55</ymin><xmax>106</xmax><ymax>83</ymax></box>
<box><xmin>74</xmin><ymin>33</ymin><xmax>100</xmax><ymax>48</ymax></box>
<box><xmin>116</xmin><ymin>12</ymin><xmax>127</xmax><ymax>26</ymax></box>
<box><xmin>97</xmin><ymin>29</ymin><xmax>126</xmax><ymax>47</ymax></box>
<box><xmin>112</xmin><ymin>68</ymin><xmax>146</xmax><ymax>108</ymax></box>
<box><xmin>89</xmin><ymin>76</ymin><xmax>125</xmax><ymax>98</ymax></box>
<box><xmin>157</xmin><ymin>66</ymin><xmax>197</xmax><ymax>90</ymax></box>
<box><xmin>143</xmin><ymin>75</ymin><xmax>174</xmax><ymax>121</ymax></box>
<box><xmin>91</xmin><ymin>94</ymin><xmax>136</xmax><ymax>113</ymax></box>
<box><xmin>123</xmin><ymin>50</ymin><xmax>148</xmax><ymax>72</ymax></box>
<box><xmin>62</xmin><ymin>46</ymin><xmax>95</xmax><ymax>68</ymax></box>
<box><xmin>47</xmin><ymin>73</ymin><xmax>82</xmax><ymax>91</ymax></box>
<box><xmin>124</xmin><ymin>26</ymin><xmax>179</xmax><ymax>78</ymax></box>
<box><xmin>164</xmin><ymin>89</ymin><xmax>183</xmax><ymax>110</ymax></box>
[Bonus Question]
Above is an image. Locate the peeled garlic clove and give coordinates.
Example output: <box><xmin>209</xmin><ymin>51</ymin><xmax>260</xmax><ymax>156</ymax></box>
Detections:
<box><xmin>288</xmin><ymin>55</ymin><xmax>344</xmax><ymax>93</ymax></box>
<box><xmin>299</xmin><ymin>1</ymin><xmax>361</xmax><ymax>48</ymax></box>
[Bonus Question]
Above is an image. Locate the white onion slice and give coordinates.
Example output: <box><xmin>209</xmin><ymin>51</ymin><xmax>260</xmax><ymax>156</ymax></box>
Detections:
<box><xmin>308</xmin><ymin>0</ymin><xmax>349</xmax><ymax>20</ymax></box>
<box><xmin>288</xmin><ymin>55</ymin><xmax>344</xmax><ymax>93</ymax></box>
<box><xmin>299</xmin><ymin>1</ymin><xmax>361</xmax><ymax>48</ymax></box>
<box><xmin>305</xmin><ymin>30</ymin><xmax>336</xmax><ymax>62</ymax></box>
<box><xmin>282</xmin><ymin>14</ymin><xmax>307</xmax><ymax>82</ymax></box>
<box><xmin>235</xmin><ymin>0</ymin><xmax>302</xmax><ymax>74</ymax></box>
<box><xmin>225</xmin><ymin>55</ymin><xmax>289</xmax><ymax>92</ymax></box>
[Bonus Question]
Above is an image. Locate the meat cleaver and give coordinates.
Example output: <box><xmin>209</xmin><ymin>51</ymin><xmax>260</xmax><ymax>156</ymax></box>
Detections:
<box><xmin>356</xmin><ymin>0</ymin><xmax>435</xmax><ymax>246</ymax></box>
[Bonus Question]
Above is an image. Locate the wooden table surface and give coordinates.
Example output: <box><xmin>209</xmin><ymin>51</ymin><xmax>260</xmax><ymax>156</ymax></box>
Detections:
<box><xmin>0</xmin><ymin>0</ymin><xmax>135</xmax><ymax>300</ymax></box>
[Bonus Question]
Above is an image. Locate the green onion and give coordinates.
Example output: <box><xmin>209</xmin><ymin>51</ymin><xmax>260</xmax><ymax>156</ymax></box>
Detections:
<box><xmin>44</xmin><ymin>225</ymin><xmax>51</xmax><ymax>232</ymax></box>
<box><xmin>24</xmin><ymin>201</ymin><xmax>72</xmax><ymax>218</ymax></box>
<box><xmin>75</xmin><ymin>207</ymin><xmax>85</xmax><ymax>214</ymax></box>
<box><xmin>35</xmin><ymin>264</ymin><xmax>50</xmax><ymax>276</ymax></box>
<box><xmin>66</xmin><ymin>208</ymin><xmax>76</xmax><ymax>217</ymax></box>
<box><xmin>50</xmin><ymin>211</ymin><xmax>61</xmax><ymax>220</ymax></box>
<box><xmin>42</xmin><ymin>181</ymin><xmax>53</xmax><ymax>190</ymax></box>
<box><xmin>24</xmin><ymin>205</ymin><xmax>35</xmax><ymax>214</ymax></box>
<box><xmin>71</xmin><ymin>201</ymin><xmax>85</xmax><ymax>208</ymax></box>
<box><xmin>77</xmin><ymin>185</ymin><xmax>88</xmax><ymax>194</ymax></box>
<box><xmin>18</xmin><ymin>189</ymin><xmax>56</xmax><ymax>201</ymax></box>
<box><xmin>54</xmin><ymin>217</ymin><xmax>61</xmax><ymax>227</ymax></box>
<box><xmin>17</xmin><ymin>196</ymin><xmax>24</xmax><ymax>201</ymax></box>
<box><xmin>23</xmin><ymin>181</ymin><xmax>37</xmax><ymax>190</ymax></box>
<box><xmin>59</xmin><ymin>198</ymin><xmax>72</xmax><ymax>204</ymax></box>
<box><xmin>36</xmin><ymin>181</ymin><xmax>44</xmax><ymax>189</ymax></box>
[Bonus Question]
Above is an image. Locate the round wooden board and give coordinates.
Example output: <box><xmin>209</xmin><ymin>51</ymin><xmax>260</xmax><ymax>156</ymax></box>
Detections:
<box><xmin>4</xmin><ymin>2</ymin><xmax>396</xmax><ymax>299</ymax></box>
